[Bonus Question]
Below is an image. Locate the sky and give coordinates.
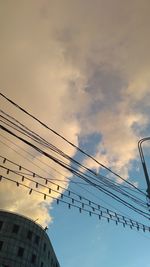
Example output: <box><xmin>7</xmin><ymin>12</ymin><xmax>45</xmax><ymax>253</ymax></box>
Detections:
<box><xmin>0</xmin><ymin>1</ymin><xmax>150</xmax><ymax>267</ymax></box>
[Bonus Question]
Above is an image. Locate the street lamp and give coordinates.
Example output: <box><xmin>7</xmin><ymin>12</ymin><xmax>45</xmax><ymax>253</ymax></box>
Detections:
<box><xmin>138</xmin><ymin>137</ymin><xmax>150</xmax><ymax>200</ymax></box>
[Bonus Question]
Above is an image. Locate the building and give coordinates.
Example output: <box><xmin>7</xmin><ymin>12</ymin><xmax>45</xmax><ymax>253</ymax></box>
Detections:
<box><xmin>0</xmin><ymin>210</ymin><xmax>60</xmax><ymax>267</ymax></box>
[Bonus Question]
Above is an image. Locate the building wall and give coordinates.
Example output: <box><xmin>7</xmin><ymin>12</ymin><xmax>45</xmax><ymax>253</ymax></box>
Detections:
<box><xmin>0</xmin><ymin>210</ymin><xmax>60</xmax><ymax>267</ymax></box>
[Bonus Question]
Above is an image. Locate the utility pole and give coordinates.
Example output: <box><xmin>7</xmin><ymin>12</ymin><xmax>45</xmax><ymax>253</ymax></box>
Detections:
<box><xmin>138</xmin><ymin>137</ymin><xmax>150</xmax><ymax>201</ymax></box>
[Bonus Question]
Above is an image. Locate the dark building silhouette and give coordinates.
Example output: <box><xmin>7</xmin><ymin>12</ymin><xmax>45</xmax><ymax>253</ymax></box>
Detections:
<box><xmin>0</xmin><ymin>210</ymin><xmax>60</xmax><ymax>267</ymax></box>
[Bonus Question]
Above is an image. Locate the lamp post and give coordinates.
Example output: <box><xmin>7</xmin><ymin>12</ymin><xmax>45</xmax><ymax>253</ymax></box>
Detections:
<box><xmin>138</xmin><ymin>137</ymin><xmax>150</xmax><ymax>200</ymax></box>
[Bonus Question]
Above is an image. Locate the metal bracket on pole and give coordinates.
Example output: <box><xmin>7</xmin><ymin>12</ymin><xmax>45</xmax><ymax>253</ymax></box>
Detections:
<box><xmin>138</xmin><ymin>137</ymin><xmax>150</xmax><ymax>201</ymax></box>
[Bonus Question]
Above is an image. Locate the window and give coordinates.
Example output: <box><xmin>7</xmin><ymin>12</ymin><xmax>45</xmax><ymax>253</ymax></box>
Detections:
<box><xmin>40</xmin><ymin>262</ymin><xmax>44</xmax><ymax>267</ymax></box>
<box><xmin>43</xmin><ymin>243</ymin><xmax>46</xmax><ymax>252</ymax></box>
<box><xmin>0</xmin><ymin>241</ymin><xmax>3</xmax><ymax>251</ymax></box>
<box><xmin>48</xmin><ymin>250</ymin><xmax>50</xmax><ymax>259</ymax></box>
<box><xmin>0</xmin><ymin>221</ymin><xmax>3</xmax><ymax>231</ymax></box>
<box><xmin>34</xmin><ymin>235</ymin><xmax>40</xmax><ymax>245</ymax></box>
<box><xmin>17</xmin><ymin>247</ymin><xmax>24</xmax><ymax>257</ymax></box>
<box><xmin>27</xmin><ymin>230</ymin><xmax>33</xmax><ymax>240</ymax></box>
<box><xmin>31</xmin><ymin>254</ymin><xmax>36</xmax><ymax>264</ymax></box>
<box><xmin>12</xmin><ymin>224</ymin><xmax>20</xmax><ymax>234</ymax></box>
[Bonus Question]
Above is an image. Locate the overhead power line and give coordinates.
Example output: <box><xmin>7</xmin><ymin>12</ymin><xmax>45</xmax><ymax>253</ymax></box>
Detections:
<box><xmin>0</xmin><ymin>138</ymin><xmax>142</xmax><ymax>219</ymax></box>
<box><xmin>1</xmin><ymin>92</ymin><xmax>150</xmax><ymax>233</ymax></box>
<box><xmin>1</xmin><ymin>105</ymin><xmax>148</xmax><ymax>219</ymax></box>
<box><xmin>0</xmin><ymin>92</ymin><xmax>145</xmax><ymax>195</ymax></box>
<box><xmin>0</xmin><ymin>109</ymin><xmax>147</xmax><ymax>205</ymax></box>
<box><xmin>0</xmin><ymin>124</ymin><xmax>149</xmax><ymax>220</ymax></box>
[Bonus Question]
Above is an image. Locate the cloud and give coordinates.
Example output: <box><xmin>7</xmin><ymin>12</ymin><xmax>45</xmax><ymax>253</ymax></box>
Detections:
<box><xmin>0</xmin><ymin>0</ymin><xmax>150</xmax><ymax>224</ymax></box>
